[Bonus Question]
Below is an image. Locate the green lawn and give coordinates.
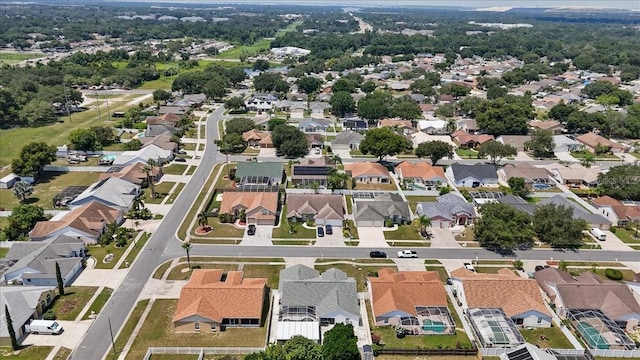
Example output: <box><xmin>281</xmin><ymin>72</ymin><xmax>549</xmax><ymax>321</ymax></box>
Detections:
<box><xmin>520</xmin><ymin>326</ymin><xmax>574</xmax><ymax>349</ymax></box>
<box><xmin>242</xmin><ymin>264</ymin><xmax>286</xmax><ymax>289</ymax></box>
<box><xmin>167</xmin><ymin>263</ymin><xmax>239</xmax><ymax>281</ymax></box>
<box><xmin>349</xmin><ymin>150</ymin><xmax>376</xmax><ymax>158</ymax></box>
<box><xmin>152</xmin><ymin>261</ymin><xmax>173</xmax><ymax>279</ymax></box>
<box><xmin>50</xmin><ymin>286</ymin><xmax>98</xmax><ymax>321</ymax></box>
<box><xmin>88</xmin><ymin>242</ymin><xmax>128</xmax><ymax>269</ymax></box>
<box><xmin>178</xmin><ymin>164</ymin><xmax>221</xmax><ymax>240</ymax></box>
<box><xmin>316</xmin><ymin>258</ymin><xmax>396</xmax><ymax>265</ymax></box>
<box><xmin>184</xmin><ymin>257</ymin><xmax>284</xmax><ymax>263</ymax></box>
<box><xmin>81</xmin><ymin>287</ymin><xmax>114</xmax><ymax>320</ymax></box>
<box><xmin>186</xmin><ymin>166</ymin><xmax>196</xmax><ymax>175</ymax></box>
<box><xmin>569</xmin><ymin>267</ymin><xmax>636</xmax><ymax>281</ymax></box>
<box><xmin>0</xmin><ymin>51</ymin><xmax>45</xmax><ymax>61</ymax></box>
<box><xmin>383</xmin><ymin>222</ymin><xmax>423</xmax><ymax>240</ymax></box>
<box><xmin>272</xmin><ymin>220</ymin><xmax>317</xmax><ymax>239</ymax></box>
<box><xmin>315</xmin><ymin>264</ymin><xmax>397</xmax><ymax>291</ymax></box>
<box><xmin>456</xmin><ymin>148</ymin><xmax>480</xmax><ymax>158</ymax></box>
<box><xmin>124</xmin><ymin>299</ymin><xmax>267</xmax><ymax>360</ymax></box>
<box><xmin>0</xmin><ymin>247</ymin><xmax>8</xmax><ymax>258</ymax></box>
<box><xmin>343</xmin><ymin>219</ymin><xmax>359</xmax><ymax>240</ymax></box>
<box><xmin>144</xmin><ymin>182</ymin><xmax>176</xmax><ymax>204</ymax></box>
<box><xmin>570</xmin><ymin>151</ymin><xmax>618</xmax><ymax>159</ymax></box>
<box><xmin>193</xmin><ymin>217</ymin><xmax>245</xmax><ymax>238</ymax></box>
<box><xmin>0</xmin><ymin>171</ymin><xmax>101</xmax><ymax>211</ymax></box>
<box><xmin>162</xmin><ymin>164</ymin><xmax>188</xmax><ymax>175</ymax></box>
<box><xmin>51</xmin><ymin>347</ymin><xmax>72</xmax><ymax>360</ymax></box>
<box><xmin>372</xmin><ymin>327</ymin><xmax>472</xmax><ymax>350</ymax></box>
<box><xmin>216</xmin><ymin>39</ymin><xmax>272</xmax><ymax>59</ymax></box>
<box><xmin>119</xmin><ymin>232</ymin><xmax>150</xmax><ymax>269</ymax></box>
<box><xmin>612</xmin><ymin>227</ymin><xmax>640</xmax><ymax>243</ymax></box>
<box><xmin>0</xmin><ymin>94</ymin><xmax>146</xmax><ymax>167</ymax></box>
<box><xmin>405</xmin><ymin>196</ymin><xmax>437</xmax><ymax>212</ymax></box>
<box><xmin>425</xmin><ymin>266</ymin><xmax>450</xmax><ymax>283</ymax></box>
<box><xmin>0</xmin><ymin>346</ymin><xmax>53</xmax><ymax>360</ymax></box>
<box><xmin>165</xmin><ymin>183</ymin><xmax>185</xmax><ymax>204</ymax></box>
<box><xmin>108</xmin><ymin>300</ymin><xmax>149</xmax><ymax>360</ymax></box>
<box><xmin>345</xmin><ymin>195</ymin><xmax>353</xmax><ymax>214</ymax></box>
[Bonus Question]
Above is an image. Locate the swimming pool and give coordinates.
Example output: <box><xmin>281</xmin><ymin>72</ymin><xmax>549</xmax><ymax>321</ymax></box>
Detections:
<box><xmin>101</xmin><ymin>154</ymin><xmax>116</xmax><ymax>161</ymax></box>
<box><xmin>532</xmin><ymin>184</ymin><xmax>551</xmax><ymax>190</ymax></box>
<box><xmin>422</xmin><ymin>319</ymin><xmax>446</xmax><ymax>333</ymax></box>
<box><xmin>576</xmin><ymin>321</ymin><xmax>609</xmax><ymax>349</ymax></box>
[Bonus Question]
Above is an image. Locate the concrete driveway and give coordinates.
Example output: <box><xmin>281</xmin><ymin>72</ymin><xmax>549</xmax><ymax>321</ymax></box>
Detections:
<box><xmin>514</xmin><ymin>151</ymin><xmax>533</xmax><ymax>161</ymax></box>
<box><xmin>22</xmin><ymin>320</ymin><xmax>92</xmax><ymax>349</ymax></box>
<box><xmin>429</xmin><ymin>228</ymin><xmax>462</xmax><ymax>248</ymax></box>
<box><xmin>258</xmin><ymin>148</ymin><xmax>277</xmax><ymax>157</ymax></box>
<box><xmin>315</xmin><ymin>226</ymin><xmax>344</xmax><ymax>247</ymax></box>
<box><xmin>594</xmin><ymin>231</ymin><xmax>635</xmax><ymax>251</ymax></box>
<box><xmin>356</xmin><ymin>227</ymin><xmax>389</xmax><ymax>248</ymax></box>
<box><xmin>240</xmin><ymin>225</ymin><xmax>273</xmax><ymax>246</ymax></box>
<box><xmin>555</xmin><ymin>152</ymin><xmax>579</xmax><ymax>163</ymax></box>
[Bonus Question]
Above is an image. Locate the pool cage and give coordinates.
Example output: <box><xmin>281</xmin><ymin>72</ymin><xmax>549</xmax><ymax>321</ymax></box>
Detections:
<box><xmin>568</xmin><ymin>309</ymin><xmax>635</xmax><ymax>350</ymax></box>
<box><xmin>397</xmin><ymin>306</ymin><xmax>456</xmax><ymax>335</ymax></box>
<box><xmin>467</xmin><ymin>308</ymin><xmax>525</xmax><ymax>348</ymax></box>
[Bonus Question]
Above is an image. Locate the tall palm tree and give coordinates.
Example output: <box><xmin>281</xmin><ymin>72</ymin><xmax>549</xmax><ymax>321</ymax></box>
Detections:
<box><xmin>418</xmin><ymin>215</ymin><xmax>432</xmax><ymax>237</ymax></box>
<box><xmin>445</xmin><ymin>119</ymin><xmax>457</xmax><ymax>134</ymax></box>
<box><xmin>197</xmin><ymin>211</ymin><xmax>209</xmax><ymax>230</ymax></box>
<box><xmin>182</xmin><ymin>242</ymin><xmax>192</xmax><ymax>269</ymax></box>
<box><xmin>146</xmin><ymin>159</ymin><xmax>158</xmax><ymax>198</ymax></box>
<box><xmin>131</xmin><ymin>196</ymin><xmax>144</xmax><ymax>215</ymax></box>
<box><xmin>329</xmin><ymin>154</ymin><xmax>343</xmax><ymax>165</ymax></box>
<box><xmin>12</xmin><ymin>181</ymin><xmax>33</xmax><ymax>202</ymax></box>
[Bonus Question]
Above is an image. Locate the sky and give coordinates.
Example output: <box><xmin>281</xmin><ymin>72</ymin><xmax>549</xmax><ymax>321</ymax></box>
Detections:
<box><xmin>101</xmin><ymin>0</ymin><xmax>640</xmax><ymax>10</ymax></box>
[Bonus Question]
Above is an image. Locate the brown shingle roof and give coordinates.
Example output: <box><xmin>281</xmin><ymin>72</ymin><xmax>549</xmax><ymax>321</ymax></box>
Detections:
<box><xmin>529</xmin><ymin>120</ymin><xmax>562</xmax><ymax>131</ymax></box>
<box><xmin>451</xmin><ymin>131</ymin><xmax>494</xmax><ymax>146</ymax></box>
<box><xmin>173</xmin><ymin>269</ymin><xmax>267</xmax><ymax>323</ymax></box>
<box><xmin>29</xmin><ymin>201</ymin><xmax>121</xmax><ymax>239</ymax></box>
<box><xmin>98</xmin><ymin>162</ymin><xmax>161</xmax><ymax>185</ymax></box>
<box><xmin>576</xmin><ymin>132</ymin><xmax>625</xmax><ymax>151</ymax></box>
<box><xmin>242</xmin><ymin>129</ymin><xmax>270</xmax><ymax>142</ymax></box>
<box><xmin>378</xmin><ymin>119</ymin><xmax>413</xmax><ymax>130</ymax></box>
<box><xmin>396</xmin><ymin>161</ymin><xmax>446</xmax><ymax>182</ymax></box>
<box><xmin>368</xmin><ymin>268</ymin><xmax>447</xmax><ymax>318</ymax></box>
<box><xmin>452</xmin><ymin>268</ymin><xmax>551</xmax><ymax>318</ymax></box>
<box><xmin>219</xmin><ymin>192</ymin><xmax>278</xmax><ymax>217</ymax></box>
<box><xmin>344</xmin><ymin>161</ymin><xmax>389</xmax><ymax>179</ymax></box>
<box><xmin>286</xmin><ymin>194</ymin><xmax>344</xmax><ymax>221</ymax></box>
<box><xmin>591</xmin><ymin>196</ymin><xmax>640</xmax><ymax>222</ymax></box>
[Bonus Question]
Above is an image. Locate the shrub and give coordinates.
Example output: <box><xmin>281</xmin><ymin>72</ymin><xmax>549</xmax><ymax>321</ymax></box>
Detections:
<box><xmin>371</xmin><ymin>333</ymin><xmax>381</xmax><ymax>344</ymax></box>
<box><xmin>43</xmin><ymin>309</ymin><xmax>56</xmax><ymax>320</ymax></box>
<box><xmin>219</xmin><ymin>213</ymin><xmax>233</xmax><ymax>223</ymax></box>
<box><xmin>384</xmin><ymin>218</ymin><xmax>394</xmax><ymax>228</ymax></box>
<box><xmin>367</xmin><ymin>270</ymin><xmax>378</xmax><ymax>277</ymax></box>
<box><xmin>610</xmin><ymin>227</ymin><xmax>617</xmax><ymax>234</ymax></box>
<box><xmin>605</xmin><ymin>268</ymin><xmax>623</xmax><ymax>280</ymax></box>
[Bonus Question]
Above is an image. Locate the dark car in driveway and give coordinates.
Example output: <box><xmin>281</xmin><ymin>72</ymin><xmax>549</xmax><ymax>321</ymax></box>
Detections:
<box><xmin>247</xmin><ymin>224</ymin><xmax>256</xmax><ymax>235</ymax></box>
<box><xmin>317</xmin><ymin>227</ymin><xmax>324</xmax><ymax>237</ymax></box>
<box><xmin>369</xmin><ymin>251</ymin><xmax>387</xmax><ymax>258</ymax></box>
<box><xmin>325</xmin><ymin>224</ymin><xmax>333</xmax><ymax>235</ymax></box>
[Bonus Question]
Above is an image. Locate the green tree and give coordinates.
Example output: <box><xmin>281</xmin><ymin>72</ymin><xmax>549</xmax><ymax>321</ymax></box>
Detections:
<box><xmin>415</xmin><ymin>140</ymin><xmax>454</xmax><ymax>165</ymax></box>
<box><xmin>296</xmin><ymin>76</ymin><xmax>323</xmax><ymax>94</ymax></box>
<box><xmin>581</xmin><ymin>152</ymin><xmax>596</xmax><ymax>168</ymax></box>
<box><xmin>253</xmin><ymin>73</ymin><xmax>289</xmax><ymax>93</ymax></box>
<box><xmin>56</xmin><ymin>261</ymin><xmax>65</xmax><ymax>296</ymax></box>
<box><xmin>332</xmin><ymin>78</ymin><xmax>357</xmax><ymax>93</ymax></box>
<box><xmin>12</xmin><ymin>181</ymin><xmax>33</xmax><ymax>203</ymax></box>
<box><xmin>327</xmin><ymin>169</ymin><xmax>348</xmax><ymax>190</ymax></box>
<box><xmin>152</xmin><ymin>89</ymin><xmax>172</xmax><ymax>102</ymax></box>
<box><xmin>476</xmin><ymin>98</ymin><xmax>532</xmax><ymax>135</ymax></box>
<box><xmin>5</xmin><ymin>305</ymin><xmax>19</xmax><ymax>350</ymax></box>
<box><xmin>69</xmin><ymin>128</ymin><xmax>102</xmax><ymax>151</ymax></box>
<box><xmin>418</xmin><ymin>215</ymin><xmax>431</xmax><ymax>237</ymax></box>
<box><xmin>508</xmin><ymin>177</ymin><xmax>530</xmax><ymax>198</ymax></box>
<box><xmin>11</xmin><ymin>142</ymin><xmax>56</xmax><ymax>181</ymax></box>
<box><xmin>533</xmin><ymin>204</ymin><xmax>586</xmax><ymax>249</ymax></box>
<box><xmin>558</xmin><ymin>259</ymin><xmax>568</xmax><ymax>272</ymax></box>
<box><xmin>360</xmin><ymin>80</ymin><xmax>377</xmax><ymax>93</ymax></box>
<box><xmin>124</xmin><ymin>139</ymin><xmax>142</xmax><ymax>151</ymax></box>
<box><xmin>197</xmin><ymin>211</ymin><xmax>210</xmax><ymax>231</ymax></box>
<box><xmin>18</xmin><ymin>99</ymin><xmax>57</xmax><ymax>126</ymax></box>
<box><xmin>253</xmin><ymin>59</ymin><xmax>270</xmax><ymax>71</ymax></box>
<box><xmin>525</xmin><ymin>129</ymin><xmax>555</xmax><ymax>159</ymax></box>
<box><xmin>268</xmin><ymin>117</ymin><xmax>287</xmax><ymax>131</ymax></box>
<box><xmin>390</xmin><ymin>97</ymin><xmax>422</xmax><ymax>120</ymax></box>
<box><xmin>360</xmin><ymin>127</ymin><xmax>412</xmax><ymax>161</ymax></box>
<box><xmin>182</xmin><ymin>241</ymin><xmax>192</xmax><ymax>269</ymax></box>
<box><xmin>203</xmin><ymin>75</ymin><xmax>226</xmax><ymax>100</ymax></box>
<box><xmin>225</xmin><ymin>96</ymin><xmax>246</xmax><ymax>111</ymax></box>
<box><xmin>487</xmin><ymin>85</ymin><xmax>507</xmax><ymax>100</ymax></box>
<box><xmin>272</xmin><ymin>125</ymin><xmax>308</xmax><ymax>158</ymax></box>
<box><xmin>478</xmin><ymin>141</ymin><xmax>517</xmax><ymax>165</ymax></box>
<box><xmin>549</xmin><ymin>102</ymin><xmax>577</xmax><ymax>123</ymax></box>
<box><xmin>5</xmin><ymin>204</ymin><xmax>46</xmax><ymax>240</ymax></box>
<box><xmin>357</xmin><ymin>90</ymin><xmax>392</xmax><ymax>121</ymax></box>
<box><xmin>474</xmin><ymin>203</ymin><xmax>535</xmax><ymax>252</ymax></box>
<box><xmin>329</xmin><ymin>91</ymin><xmax>355</xmax><ymax>117</ymax></box>
<box><xmin>598</xmin><ymin>164</ymin><xmax>640</xmax><ymax>201</ymax></box>
<box><xmin>439</xmin><ymin>83</ymin><xmax>471</xmax><ymax>98</ymax></box>
<box><xmin>283</xmin><ymin>335</ymin><xmax>323</xmax><ymax>360</ymax></box>
<box><xmin>322</xmin><ymin>323</ymin><xmax>360</xmax><ymax>360</ymax></box>
<box><xmin>90</xmin><ymin>126</ymin><xmax>117</xmax><ymax>146</ymax></box>
<box><xmin>225</xmin><ymin>117</ymin><xmax>255</xmax><ymax>135</ymax></box>
<box><xmin>217</xmin><ymin>133</ymin><xmax>246</xmax><ymax>153</ymax></box>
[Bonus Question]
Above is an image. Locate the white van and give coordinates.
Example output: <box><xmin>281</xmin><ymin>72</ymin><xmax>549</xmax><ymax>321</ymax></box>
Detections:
<box><xmin>26</xmin><ymin>320</ymin><xmax>64</xmax><ymax>335</ymax></box>
<box><xmin>590</xmin><ymin>228</ymin><xmax>606</xmax><ymax>241</ymax></box>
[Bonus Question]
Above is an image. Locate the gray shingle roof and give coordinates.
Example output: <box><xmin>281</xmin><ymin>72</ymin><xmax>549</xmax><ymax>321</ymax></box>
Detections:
<box><xmin>450</xmin><ymin>163</ymin><xmax>498</xmax><ymax>181</ymax></box>
<box><xmin>279</xmin><ymin>265</ymin><xmax>360</xmax><ymax>318</ymax></box>
<box><xmin>331</xmin><ymin>130</ymin><xmax>364</xmax><ymax>146</ymax></box>
<box><xmin>416</xmin><ymin>193</ymin><xmax>475</xmax><ymax>221</ymax></box>
<box><xmin>354</xmin><ymin>193</ymin><xmax>411</xmax><ymax>222</ymax></box>
<box><xmin>1</xmin><ymin>286</ymin><xmax>55</xmax><ymax>338</ymax></box>
<box><xmin>538</xmin><ymin>195</ymin><xmax>611</xmax><ymax>225</ymax></box>
<box><xmin>235</xmin><ymin>162</ymin><xmax>284</xmax><ymax>181</ymax></box>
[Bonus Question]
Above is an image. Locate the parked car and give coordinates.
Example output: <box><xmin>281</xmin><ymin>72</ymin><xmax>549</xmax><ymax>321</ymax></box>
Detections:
<box><xmin>463</xmin><ymin>262</ymin><xmax>476</xmax><ymax>272</ymax></box>
<box><xmin>317</xmin><ymin>227</ymin><xmax>324</xmax><ymax>237</ymax></box>
<box><xmin>369</xmin><ymin>251</ymin><xmax>387</xmax><ymax>258</ymax></box>
<box><xmin>397</xmin><ymin>250</ymin><xmax>418</xmax><ymax>258</ymax></box>
<box><xmin>247</xmin><ymin>224</ymin><xmax>256</xmax><ymax>236</ymax></box>
<box><xmin>325</xmin><ymin>224</ymin><xmax>333</xmax><ymax>235</ymax></box>
<box><xmin>177</xmin><ymin>150</ymin><xmax>187</xmax><ymax>155</ymax></box>
<box><xmin>174</xmin><ymin>157</ymin><xmax>187</xmax><ymax>162</ymax></box>
<box><xmin>314</xmin><ymin>148</ymin><xmax>321</xmax><ymax>154</ymax></box>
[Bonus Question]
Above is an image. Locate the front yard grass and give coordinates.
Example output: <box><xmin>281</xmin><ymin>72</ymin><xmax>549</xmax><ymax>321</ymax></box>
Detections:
<box><xmin>162</xmin><ymin>164</ymin><xmax>188</xmax><ymax>175</ymax></box>
<box><xmin>383</xmin><ymin>222</ymin><xmax>423</xmax><ymax>240</ymax></box>
<box><xmin>167</xmin><ymin>263</ymin><xmax>239</xmax><ymax>281</ymax></box>
<box><xmin>570</xmin><ymin>151</ymin><xmax>618</xmax><ymax>159</ymax></box>
<box><xmin>242</xmin><ymin>264</ymin><xmax>285</xmax><ymax>289</ymax></box>
<box><xmin>119</xmin><ymin>232</ymin><xmax>150</xmax><ymax>269</ymax></box>
<box><xmin>192</xmin><ymin>217</ymin><xmax>245</xmax><ymax>238</ymax></box>
<box><xmin>109</xmin><ymin>300</ymin><xmax>149</xmax><ymax>360</ymax></box>
<box><xmin>405</xmin><ymin>195</ymin><xmax>437</xmax><ymax>212</ymax></box>
<box><xmin>51</xmin><ymin>347</ymin><xmax>72</xmax><ymax>360</ymax></box>
<box><xmin>425</xmin><ymin>266</ymin><xmax>449</xmax><ymax>283</ymax></box>
<box><xmin>456</xmin><ymin>148</ymin><xmax>480</xmax><ymax>159</ymax></box>
<box><xmin>178</xmin><ymin>164</ymin><xmax>221</xmax><ymax>240</ymax></box>
<box><xmin>569</xmin><ymin>267</ymin><xmax>636</xmax><ymax>282</ymax></box>
<box><xmin>314</xmin><ymin>264</ymin><xmax>396</xmax><ymax>292</ymax></box>
<box><xmin>144</xmin><ymin>182</ymin><xmax>176</xmax><ymax>204</ymax></box>
<box><xmin>81</xmin><ymin>287</ymin><xmax>114</xmax><ymax>320</ymax></box>
<box><xmin>50</xmin><ymin>286</ymin><xmax>98</xmax><ymax>320</ymax></box>
<box><xmin>0</xmin><ymin>171</ymin><xmax>100</xmax><ymax>210</ymax></box>
<box><xmin>612</xmin><ymin>227</ymin><xmax>640</xmax><ymax>243</ymax></box>
<box><xmin>153</xmin><ymin>260</ymin><xmax>173</xmax><ymax>279</ymax></box>
<box><xmin>520</xmin><ymin>326</ymin><xmax>574</xmax><ymax>349</ymax></box>
<box><xmin>345</xmin><ymin>195</ymin><xmax>353</xmax><ymax>214</ymax></box>
<box><xmin>0</xmin><ymin>346</ymin><xmax>54</xmax><ymax>360</ymax></box>
<box><xmin>343</xmin><ymin>220</ymin><xmax>359</xmax><ymax>240</ymax></box>
<box><xmin>124</xmin><ymin>299</ymin><xmax>267</xmax><ymax>360</ymax></box>
<box><xmin>272</xmin><ymin>207</ymin><xmax>317</xmax><ymax>239</ymax></box>
<box><xmin>88</xmin><ymin>242</ymin><xmax>128</xmax><ymax>269</ymax></box>
<box><xmin>372</xmin><ymin>326</ymin><xmax>472</xmax><ymax>350</ymax></box>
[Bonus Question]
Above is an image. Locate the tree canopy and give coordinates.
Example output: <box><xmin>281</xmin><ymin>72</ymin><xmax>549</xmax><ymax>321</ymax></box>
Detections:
<box><xmin>225</xmin><ymin>117</ymin><xmax>255</xmax><ymax>135</ymax></box>
<box><xmin>415</xmin><ymin>140</ymin><xmax>453</xmax><ymax>165</ymax></box>
<box><xmin>525</xmin><ymin>129</ymin><xmax>555</xmax><ymax>158</ymax></box>
<box><xmin>5</xmin><ymin>204</ymin><xmax>46</xmax><ymax>241</ymax></box>
<box><xmin>478</xmin><ymin>141</ymin><xmax>517</xmax><ymax>165</ymax></box>
<box><xmin>322</xmin><ymin>323</ymin><xmax>360</xmax><ymax>360</ymax></box>
<box><xmin>359</xmin><ymin>127</ymin><xmax>412</xmax><ymax>161</ymax></box>
<box><xmin>272</xmin><ymin>124</ymin><xmax>308</xmax><ymax>158</ymax></box>
<box><xmin>474</xmin><ymin>202</ymin><xmax>535</xmax><ymax>252</ymax></box>
<box><xmin>533</xmin><ymin>204</ymin><xmax>586</xmax><ymax>249</ymax></box>
<box><xmin>329</xmin><ymin>91</ymin><xmax>355</xmax><ymax>117</ymax></box>
<box><xmin>11</xmin><ymin>142</ymin><xmax>56</xmax><ymax>180</ymax></box>
<box><xmin>598</xmin><ymin>164</ymin><xmax>640</xmax><ymax>201</ymax></box>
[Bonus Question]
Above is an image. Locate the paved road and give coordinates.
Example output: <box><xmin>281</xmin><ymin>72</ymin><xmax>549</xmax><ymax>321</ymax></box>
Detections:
<box><xmin>69</xmin><ymin>106</ymin><xmax>224</xmax><ymax>360</ymax></box>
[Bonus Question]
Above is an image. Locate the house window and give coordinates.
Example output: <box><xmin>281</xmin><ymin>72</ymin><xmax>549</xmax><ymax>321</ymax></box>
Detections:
<box><xmin>194</xmin><ymin>322</ymin><xmax>200</xmax><ymax>331</ymax></box>
<box><xmin>537</xmin><ymin>318</ymin><xmax>543</xmax><ymax>324</ymax></box>
<box><xmin>211</xmin><ymin>324</ymin><xmax>216</xmax><ymax>331</ymax></box>
<box><xmin>262</xmin><ymin>209</ymin><xmax>269</xmax><ymax>215</ymax></box>
<box><xmin>514</xmin><ymin>318</ymin><xmax>524</xmax><ymax>325</ymax></box>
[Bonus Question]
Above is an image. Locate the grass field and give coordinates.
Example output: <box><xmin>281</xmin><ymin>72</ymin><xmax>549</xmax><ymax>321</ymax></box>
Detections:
<box><xmin>0</xmin><ymin>51</ymin><xmax>45</xmax><ymax>65</ymax></box>
<box><xmin>162</xmin><ymin>164</ymin><xmax>188</xmax><ymax>175</ymax></box>
<box><xmin>193</xmin><ymin>217</ymin><xmax>245</xmax><ymax>238</ymax></box>
<box><xmin>119</xmin><ymin>232</ymin><xmax>149</xmax><ymax>269</ymax></box>
<box><xmin>0</xmin><ymin>93</ymin><xmax>147</xmax><ymax>167</ymax></box>
<box><xmin>372</xmin><ymin>327</ymin><xmax>472</xmax><ymax>350</ymax></box>
<box><xmin>0</xmin><ymin>346</ymin><xmax>53</xmax><ymax>360</ymax></box>
<box><xmin>383</xmin><ymin>222</ymin><xmax>423</xmax><ymax>240</ymax></box>
<box><xmin>81</xmin><ymin>287</ymin><xmax>114</xmax><ymax>320</ymax></box>
<box><xmin>0</xmin><ymin>171</ymin><xmax>100</xmax><ymax>211</ymax></box>
<box><xmin>51</xmin><ymin>286</ymin><xmax>98</xmax><ymax>321</ymax></box>
<box><xmin>124</xmin><ymin>299</ymin><xmax>267</xmax><ymax>360</ymax></box>
<box><xmin>242</xmin><ymin>264</ymin><xmax>286</xmax><ymax>289</ymax></box>
<box><xmin>108</xmin><ymin>300</ymin><xmax>149</xmax><ymax>360</ymax></box>
<box><xmin>405</xmin><ymin>195</ymin><xmax>437</xmax><ymax>211</ymax></box>
<box><xmin>88</xmin><ymin>242</ymin><xmax>128</xmax><ymax>270</ymax></box>
<box><xmin>520</xmin><ymin>326</ymin><xmax>574</xmax><ymax>349</ymax></box>
<box><xmin>456</xmin><ymin>148</ymin><xmax>480</xmax><ymax>158</ymax></box>
<box><xmin>144</xmin><ymin>182</ymin><xmax>175</xmax><ymax>204</ymax></box>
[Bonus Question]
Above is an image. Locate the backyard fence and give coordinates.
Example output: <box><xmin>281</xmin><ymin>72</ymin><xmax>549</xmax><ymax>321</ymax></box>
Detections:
<box><xmin>480</xmin><ymin>348</ymin><xmax>640</xmax><ymax>359</ymax></box>
<box><xmin>142</xmin><ymin>347</ymin><xmax>265</xmax><ymax>360</ymax></box>
<box><xmin>377</xmin><ymin>348</ymin><xmax>478</xmax><ymax>356</ymax></box>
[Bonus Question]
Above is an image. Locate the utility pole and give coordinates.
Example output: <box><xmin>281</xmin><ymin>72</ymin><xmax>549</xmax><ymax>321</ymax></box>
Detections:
<box><xmin>104</xmin><ymin>89</ymin><xmax>111</xmax><ymax>122</ymax></box>
<box><xmin>62</xmin><ymin>83</ymin><xmax>72</xmax><ymax>123</ymax></box>
<box><xmin>108</xmin><ymin>316</ymin><xmax>116</xmax><ymax>355</ymax></box>
<box><xmin>95</xmin><ymin>90</ymin><xmax>102</xmax><ymax>121</ymax></box>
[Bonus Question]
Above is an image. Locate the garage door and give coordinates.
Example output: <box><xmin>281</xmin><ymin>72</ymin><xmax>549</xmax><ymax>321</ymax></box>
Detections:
<box><xmin>256</xmin><ymin>218</ymin><xmax>275</xmax><ymax>226</ymax></box>
<box><xmin>356</xmin><ymin>220</ymin><xmax>383</xmax><ymax>227</ymax></box>
<box><xmin>318</xmin><ymin>219</ymin><xmax>343</xmax><ymax>227</ymax></box>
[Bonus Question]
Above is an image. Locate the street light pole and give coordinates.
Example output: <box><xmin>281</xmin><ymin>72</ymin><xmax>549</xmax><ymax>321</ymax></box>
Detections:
<box><xmin>108</xmin><ymin>316</ymin><xmax>117</xmax><ymax>355</ymax></box>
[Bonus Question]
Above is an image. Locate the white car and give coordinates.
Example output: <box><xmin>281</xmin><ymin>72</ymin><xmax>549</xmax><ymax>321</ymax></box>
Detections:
<box><xmin>397</xmin><ymin>250</ymin><xmax>418</xmax><ymax>258</ymax></box>
<box><xmin>464</xmin><ymin>262</ymin><xmax>476</xmax><ymax>272</ymax></box>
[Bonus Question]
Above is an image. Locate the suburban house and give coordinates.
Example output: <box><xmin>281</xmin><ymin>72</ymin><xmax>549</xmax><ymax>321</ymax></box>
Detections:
<box><xmin>534</xmin><ymin>267</ymin><xmax>640</xmax><ymax>337</ymax></box>
<box><xmin>306</xmin><ymin>133</ymin><xmax>324</xmax><ymax>149</ymax></box>
<box><xmin>591</xmin><ymin>196</ymin><xmax>640</xmax><ymax>227</ymax></box>
<box><xmin>456</xmin><ymin>118</ymin><xmax>479</xmax><ymax>133</ymax></box>
<box><xmin>299</xmin><ymin>118</ymin><xmax>331</xmax><ymax>133</ymax></box>
<box><xmin>140</xmin><ymin>132</ymin><xmax>179</xmax><ymax>152</ymax></box>
<box><xmin>451</xmin><ymin>131</ymin><xmax>494</xmax><ymax>149</ymax></box>
<box><xmin>3</xmin><ymin>235</ymin><xmax>86</xmax><ymax>286</ymax></box>
<box><xmin>576</xmin><ymin>132</ymin><xmax>629</xmax><ymax>154</ymax></box>
<box><xmin>145</xmin><ymin>113</ymin><xmax>181</xmax><ymax>127</ymax></box>
<box><xmin>342</xmin><ymin>118</ymin><xmax>368</xmax><ymax>131</ymax></box>
<box><xmin>235</xmin><ymin>162</ymin><xmax>284</xmax><ymax>186</ymax></box>
<box><xmin>245</xmin><ymin>94</ymin><xmax>277</xmax><ymax>112</ymax></box>
<box><xmin>415</xmin><ymin>193</ymin><xmax>476</xmax><ymax>228</ymax></box>
<box><xmin>173</xmin><ymin>269</ymin><xmax>267</xmax><ymax>332</ymax></box>
<box><xmin>546</xmin><ymin>163</ymin><xmax>601</xmax><ymax>188</ymax></box>
<box><xmin>331</xmin><ymin>130</ymin><xmax>364</xmax><ymax>151</ymax></box>
<box><xmin>113</xmin><ymin>144</ymin><xmax>174</xmax><ymax>166</ymax></box>
<box><xmin>285</xmin><ymin>194</ymin><xmax>344</xmax><ymax>226</ymax></box>
<box><xmin>29</xmin><ymin>201</ymin><xmax>123</xmax><ymax>243</ymax></box>
<box><xmin>353</xmin><ymin>193</ymin><xmax>411</xmax><ymax>227</ymax></box>
<box><xmin>99</xmin><ymin>162</ymin><xmax>163</xmax><ymax>186</ymax></box>
<box><xmin>68</xmin><ymin>177</ymin><xmax>140</xmax><ymax>211</ymax></box>
<box><xmin>552</xmin><ymin>135</ymin><xmax>584</xmax><ymax>153</ymax></box>
<box><xmin>276</xmin><ymin>265</ymin><xmax>360</xmax><ymax>343</ymax></box>
<box><xmin>450</xmin><ymin>268</ymin><xmax>552</xmax><ymax>328</ymax></box>
<box><xmin>411</xmin><ymin>133</ymin><xmax>456</xmax><ymax>149</ymax></box>
<box><xmin>242</xmin><ymin>129</ymin><xmax>273</xmax><ymax>148</ymax></box>
<box><xmin>158</xmin><ymin>105</ymin><xmax>189</xmax><ymax>115</ymax></box>
<box><xmin>219</xmin><ymin>191</ymin><xmax>278</xmax><ymax>225</ymax></box>
<box><xmin>446</xmin><ymin>163</ymin><xmax>499</xmax><ymax>188</ymax></box>
<box><xmin>495</xmin><ymin>135</ymin><xmax>531</xmax><ymax>152</ymax></box>
<box><xmin>367</xmin><ymin>268</ymin><xmax>455</xmax><ymax>335</ymax></box>
<box><xmin>309</xmin><ymin>102</ymin><xmax>331</xmax><ymax>117</ymax></box>
<box><xmin>345</xmin><ymin>161</ymin><xmax>390</xmax><ymax>184</ymax></box>
<box><xmin>417</xmin><ymin>119</ymin><xmax>448</xmax><ymax>134</ymax></box>
<box><xmin>528</xmin><ymin>120</ymin><xmax>565</xmax><ymax>134</ymax></box>
<box><xmin>379</xmin><ymin>119</ymin><xmax>415</xmax><ymax>135</ymax></box>
<box><xmin>1</xmin><ymin>286</ymin><xmax>57</xmax><ymax>346</ymax></box>
<box><xmin>290</xmin><ymin>157</ymin><xmax>335</xmax><ymax>187</ymax></box>
<box><xmin>395</xmin><ymin>161</ymin><xmax>447</xmax><ymax>190</ymax></box>
<box><xmin>499</xmin><ymin>163</ymin><xmax>552</xmax><ymax>187</ymax></box>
